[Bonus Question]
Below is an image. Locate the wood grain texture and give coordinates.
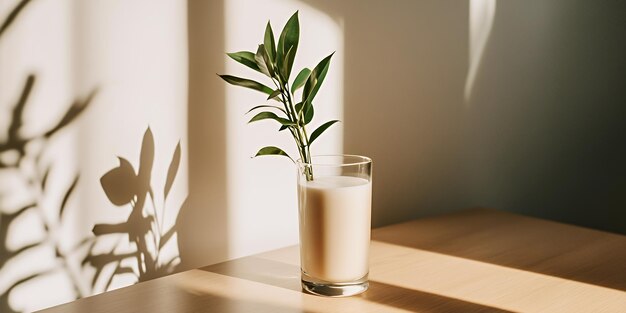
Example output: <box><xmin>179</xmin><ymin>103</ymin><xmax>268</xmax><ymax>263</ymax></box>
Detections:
<box><xmin>39</xmin><ymin>209</ymin><xmax>626</xmax><ymax>313</ymax></box>
<box><xmin>373</xmin><ymin>208</ymin><xmax>626</xmax><ymax>291</ymax></box>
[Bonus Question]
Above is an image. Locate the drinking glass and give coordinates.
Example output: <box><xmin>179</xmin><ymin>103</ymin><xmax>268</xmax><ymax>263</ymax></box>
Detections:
<box><xmin>296</xmin><ymin>155</ymin><xmax>372</xmax><ymax>297</ymax></box>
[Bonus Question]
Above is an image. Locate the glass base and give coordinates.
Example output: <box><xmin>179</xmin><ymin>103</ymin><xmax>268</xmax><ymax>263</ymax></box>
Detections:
<box><xmin>301</xmin><ymin>271</ymin><xmax>369</xmax><ymax>297</ymax></box>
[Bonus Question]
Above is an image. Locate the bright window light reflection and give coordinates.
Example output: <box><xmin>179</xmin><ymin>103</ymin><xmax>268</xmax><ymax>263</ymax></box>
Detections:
<box><xmin>464</xmin><ymin>0</ymin><xmax>496</xmax><ymax>103</ymax></box>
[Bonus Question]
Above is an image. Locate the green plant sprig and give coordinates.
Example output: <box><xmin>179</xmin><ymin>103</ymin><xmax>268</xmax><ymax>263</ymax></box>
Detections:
<box><xmin>218</xmin><ymin>11</ymin><xmax>339</xmax><ymax>181</ymax></box>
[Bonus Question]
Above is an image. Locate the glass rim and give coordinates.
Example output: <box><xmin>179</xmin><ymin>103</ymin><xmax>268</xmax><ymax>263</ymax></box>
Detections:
<box><xmin>296</xmin><ymin>154</ymin><xmax>372</xmax><ymax>167</ymax></box>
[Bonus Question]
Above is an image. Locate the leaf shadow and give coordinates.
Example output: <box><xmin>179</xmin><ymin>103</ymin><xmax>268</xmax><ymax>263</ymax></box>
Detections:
<box><xmin>0</xmin><ymin>0</ymin><xmax>31</xmax><ymax>41</ymax></box>
<box><xmin>88</xmin><ymin>127</ymin><xmax>187</xmax><ymax>290</ymax></box>
<box><xmin>1</xmin><ymin>2</ymin><xmax>98</xmax><ymax>308</ymax></box>
<box><xmin>0</xmin><ymin>77</ymin><xmax>97</xmax><ymax>312</ymax></box>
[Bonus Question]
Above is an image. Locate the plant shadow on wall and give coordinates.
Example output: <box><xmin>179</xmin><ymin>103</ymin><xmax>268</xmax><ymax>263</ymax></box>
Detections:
<box><xmin>0</xmin><ymin>3</ymin><xmax>97</xmax><ymax>313</ymax></box>
<box><xmin>0</xmin><ymin>1</ymin><xmax>185</xmax><ymax>312</ymax></box>
<box><xmin>85</xmin><ymin>127</ymin><xmax>186</xmax><ymax>286</ymax></box>
<box><xmin>0</xmin><ymin>76</ymin><xmax>96</xmax><ymax>313</ymax></box>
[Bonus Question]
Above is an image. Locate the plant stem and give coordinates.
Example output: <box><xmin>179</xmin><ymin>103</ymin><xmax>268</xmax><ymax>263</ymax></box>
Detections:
<box><xmin>271</xmin><ymin>71</ymin><xmax>314</xmax><ymax>181</ymax></box>
<box><xmin>282</xmin><ymin>79</ymin><xmax>314</xmax><ymax>181</ymax></box>
<box><xmin>273</xmin><ymin>79</ymin><xmax>305</xmax><ymax>160</ymax></box>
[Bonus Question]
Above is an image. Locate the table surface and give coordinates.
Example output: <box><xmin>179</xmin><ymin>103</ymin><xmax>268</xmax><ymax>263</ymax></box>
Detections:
<box><xmin>41</xmin><ymin>208</ymin><xmax>626</xmax><ymax>313</ymax></box>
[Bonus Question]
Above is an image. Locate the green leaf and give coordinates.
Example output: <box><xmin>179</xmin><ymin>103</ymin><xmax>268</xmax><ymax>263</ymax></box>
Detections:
<box><xmin>309</xmin><ymin>120</ymin><xmax>339</xmax><ymax>145</ymax></box>
<box><xmin>248</xmin><ymin>111</ymin><xmax>296</xmax><ymax>126</ymax></box>
<box><xmin>226</xmin><ymin>51</ymin><xmax>260</xmax><ymax>72</ymax></box>
<box><xmin>303</xmin><ymin>102</ymin><xmax>314</xmax><ymax>124</ymax></box>
<box><xmin>281</xmin><ymin>46</ymin><xmax>295</xmax><ymax>82</ymax></box>
<box><xmin>218</xmin><ymin>74</ymin><xmax>273</xmax><ymax>95</ymax></box>
<box><xmin>255</xmin><ymin>44</ymin><xmax>273</xmax><ymax>77</ymax></box>
<box><xmin>295</xmin><ymin>101</ymin><xmax>314</xmax><ymax>125</ymax></box>
<box><xmin>264</xmin><ymin>22</ymin><xmax>276</xmax><ymax>62</ymax></box>
<box><xmin>304</xmin><ymin>52</ymin><xmax>334</xmax><ymax>105</ymax></box>
<box><xmin>267</xmin><ymin>89</ymin><xmax>282</xmax><ymax>100</ymax></box>
<box><xmin>254</xmin><ymin>146</ymin><xmax>294</xmax><ymax>162</ymax></box>
<box><xmin>262</xmin><ymin>45</ymin><xmax>275</xmax><ymax>76</ymax></box>
<box><xmin>276</xmin><ymin>11</ymin><xmax>299</xmax><ymax>80</ymax></box>
<box><xmin>291</xmin><ymin>68</ymin><xmax>311</xmax><ymax>94</ymax></box>
<box><xmin>246</xmin><ymin>104</ymin><xmax>287</xmax><ymax>116</ymax></box>
<box><xmin>279</xmin><ymin>125</ymin><xmax>290</xmax><ymax>131</ymax></box>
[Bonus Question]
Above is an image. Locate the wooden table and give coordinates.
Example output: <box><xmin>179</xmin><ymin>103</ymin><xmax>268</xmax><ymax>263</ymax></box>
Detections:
<box><xmin>40</xmin><ymin>209</ymin><xmax>626</xmax><ymax>312</ymax></box>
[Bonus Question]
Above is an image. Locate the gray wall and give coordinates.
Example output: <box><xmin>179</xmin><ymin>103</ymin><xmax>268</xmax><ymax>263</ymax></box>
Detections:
<box><xmin>303</xmin><ymin>0</ymin><xmax>626</xmax><ymax>233</ymax></box>
<box><xmin>465</xmin><ymin>1</ymin><xmax>626</xmax><ymax>233</ymax></box>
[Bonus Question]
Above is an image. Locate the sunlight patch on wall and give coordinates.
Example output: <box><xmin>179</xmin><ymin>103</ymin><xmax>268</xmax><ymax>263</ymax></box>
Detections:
<box><xmin>73</xmin><ymin>0</ymin><xmax>189</xmax><ymax>296</ymax></box>
<box><xmin>224</xmin><ymin>0</ymin><xmax>344</xmax><ymax>259</ymax></box>
<box><xmin>464</xmin><ymin>0</ymin><xmax>496</xmax><ymax>104</ymax></box>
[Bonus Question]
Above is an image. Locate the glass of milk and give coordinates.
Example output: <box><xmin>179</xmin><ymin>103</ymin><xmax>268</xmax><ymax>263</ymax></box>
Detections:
<box><xmin>296</xmin><ymin>155</ymin><xmax>372</xmax><ymax>297</ymax></box>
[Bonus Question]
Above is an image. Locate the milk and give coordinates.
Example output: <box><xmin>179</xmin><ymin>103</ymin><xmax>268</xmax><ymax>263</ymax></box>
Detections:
<box><xmin>298</xmin><ymin>176</ymin><xmax>372</xmax><ymax>282</ymax></box>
